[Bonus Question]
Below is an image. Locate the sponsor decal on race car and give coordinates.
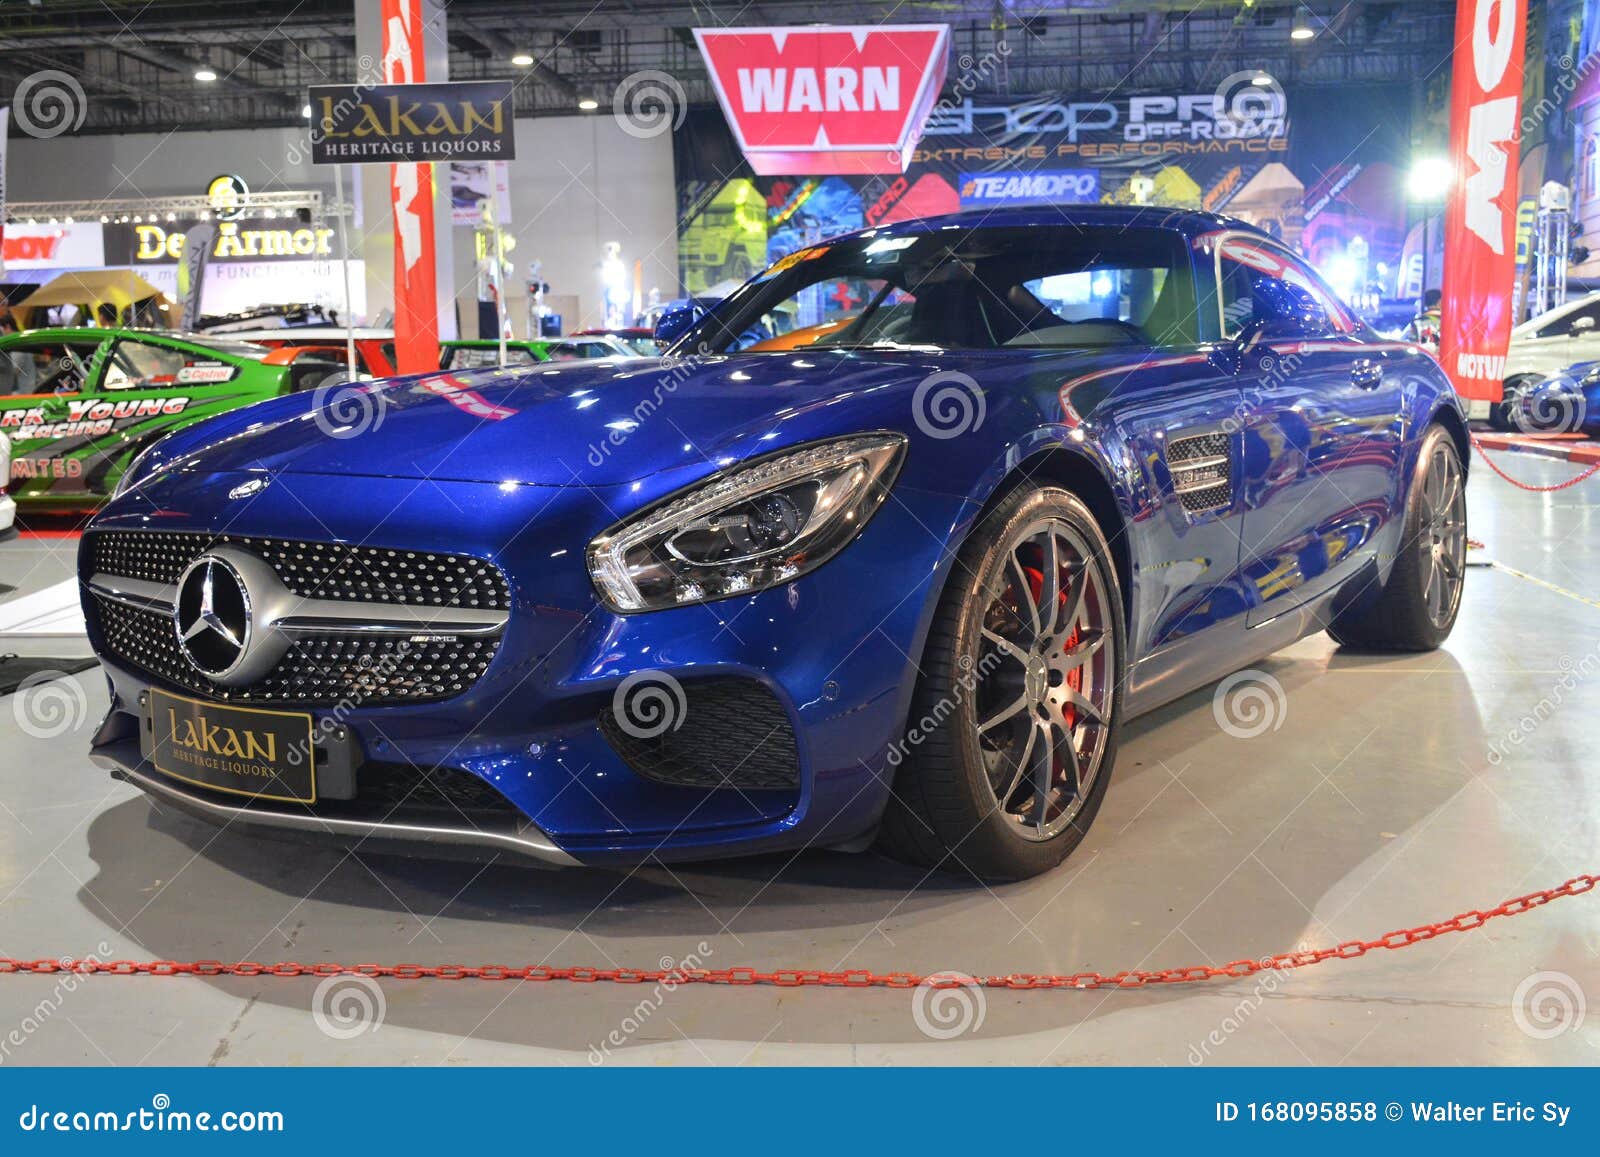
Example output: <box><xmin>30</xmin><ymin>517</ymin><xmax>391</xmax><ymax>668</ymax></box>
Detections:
<box><xmin>175</xmin><ymin>363</ymin><xmax>238</xmax><ymax>384</ymax></box>
<box><xmin>0</xmin><ymin>396</ymin><xmax>193</xmax><ymax>441</ymax></box>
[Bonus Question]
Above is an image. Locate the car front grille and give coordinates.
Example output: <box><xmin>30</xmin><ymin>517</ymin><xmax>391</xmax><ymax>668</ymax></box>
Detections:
<box><xmin>85</xmin><ymin>529</ymin><xmax>508</xmax><ymax>706</ymax></box>
<box><xmin>88</xmin><ymin>530</ymin><xmax>509</xmax><ymax>610</ymax></box>
<box><xmin>597</xmin><ymin>678</ymin><xmax>801</xmax><ymax>791</ymax></box>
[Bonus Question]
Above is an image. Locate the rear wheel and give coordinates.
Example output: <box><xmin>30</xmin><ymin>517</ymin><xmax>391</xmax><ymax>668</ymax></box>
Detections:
<box><xmin>1328</xmin><ymin>424</ymin><xmax>1466</xmax><ymax>651</ymax></box>
<box><xmin>877</xmin><ymin>485</ymin><xmax>1125</xmax><ymax>881</ymax></box>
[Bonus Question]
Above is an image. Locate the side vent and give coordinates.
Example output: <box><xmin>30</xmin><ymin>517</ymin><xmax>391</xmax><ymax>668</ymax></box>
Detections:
<box><xmin>1166</xmin><ymin>431</ymin><xmax>1233</xmax><ymax>515</ymax></box>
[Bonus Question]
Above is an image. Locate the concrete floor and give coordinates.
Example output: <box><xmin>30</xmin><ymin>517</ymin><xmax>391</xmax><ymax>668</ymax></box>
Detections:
<box><xmin>0</xmin><ymin>457</ymin><xmax>1597</xmax><ymax>1067</ymax></box>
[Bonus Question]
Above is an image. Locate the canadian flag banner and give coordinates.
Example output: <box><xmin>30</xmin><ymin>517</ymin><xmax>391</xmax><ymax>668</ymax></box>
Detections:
<box><xmin>383</xmin><ymin>0</ymin><xmax>440</xmax><ymax>375</ymax></box>
<box><xmin>1438</xmin><ymin>0</ymin><xmax>1527</xmax><ymax>403</ymax></box>
<box><xmin>694</xmin><ymin>25</ymin><xmax>950</xmax><ymax>175</ymax></box>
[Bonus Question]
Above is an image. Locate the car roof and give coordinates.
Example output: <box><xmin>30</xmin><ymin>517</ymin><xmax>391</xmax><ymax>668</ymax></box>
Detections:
<box><xmin>225</xmin><ymin>327</ymin><xmax>394</xmax><ymax>341</ymax></box>
<box><xmin>847</xmin><ymin>204</ymin><xmax>1257</xmax><ymax>244</ymax></box>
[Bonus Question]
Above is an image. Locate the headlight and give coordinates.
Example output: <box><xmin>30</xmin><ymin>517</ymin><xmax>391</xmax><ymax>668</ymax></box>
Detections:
<box><xmin>587</xmin><ymin>433</ymin><xmax>906</xmax><ymax>612</ymax></box>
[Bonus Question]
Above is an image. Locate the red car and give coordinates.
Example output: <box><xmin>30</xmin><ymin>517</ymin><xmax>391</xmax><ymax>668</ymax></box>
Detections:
<box><xmin>229</xmin><ymin>327</ymin><xmax>398</xmax><ymax>377</ymax></box>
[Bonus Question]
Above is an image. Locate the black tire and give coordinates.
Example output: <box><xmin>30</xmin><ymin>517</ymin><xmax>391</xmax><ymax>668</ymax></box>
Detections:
<box><xmin>1327</xmin><ymin>424</ymin><xmax>1466</xmax><ymax>652</ymax></box>
<box><xmin>1490</xmin><ymin>377</ymin><xmax>1536</xmax><ymax>430</ymax></box>
<box><xmin>877</xmin><ymin>484</ymin><xmax>1126</xmax><ymax>881</ymax></box>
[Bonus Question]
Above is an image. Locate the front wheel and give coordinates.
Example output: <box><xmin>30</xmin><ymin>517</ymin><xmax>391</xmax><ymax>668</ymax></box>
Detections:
<box><xmin>1327</xmin><ymin>424</ymin><xmax>1466</xmax><ymax>651</ymax></box>
<box><xmin>877</xmin><ymin>485</ymin><xmax>1125</xmax><ymax>881</ymax></box>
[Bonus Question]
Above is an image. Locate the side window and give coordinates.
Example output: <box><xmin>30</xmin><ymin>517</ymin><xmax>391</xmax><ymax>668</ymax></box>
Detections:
<box><xmin>0</xmin><ymin>341</ymin><xmax>99</xmax><ymax>395</ymax></box>
<box><xmin>1536</xmin><ymin>301</ymin><xmax>1600</xmax><ymax>339</ymax></box>
<box><xmin>102</xmin><ymin>340</ymin><xmax>188</xmax><ymax>390</ymax></box>
<box><xmin>1214</xmin><ymin>235</ymin><xmax>1355</xmax><ymax>338</ymax></box>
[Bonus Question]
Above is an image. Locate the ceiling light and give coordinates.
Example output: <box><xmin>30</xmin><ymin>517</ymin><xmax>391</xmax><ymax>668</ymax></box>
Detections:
<box><xmin>511</xmin><ymin>53</ymin><xmax>534</xmax><ymax>67</ymax></box>
<box><xmin>1251</xmin><ymin>73</ymin><xmax>1274</xmax><ymax>86</ymax></box>
<box><xmin>1290</xmin><ymin>7</ymin><xmax>1315</xmax><ymax>40</ymax></box>
<box><xmin>195</xmin><ymin>67</ymin><xmax>218</xmax><ymax>82</ymax></box>
<box><xmin>302</xmin><ymin>103</ymin><xmax>312</xmax><ymax>118</ymax></box>
<box><xmin>578</xmin><ymin>97</ymin><xmax>599</xmax><ymax>110</ymax></box>
<box><xmin>1407</xmin><ymin>156</ymin><xmax>1454</xmax><ymax>202</ymax></box>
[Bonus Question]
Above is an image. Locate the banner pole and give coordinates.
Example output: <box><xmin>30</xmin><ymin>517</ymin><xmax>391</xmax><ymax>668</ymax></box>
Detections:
<box><xmin>487</xmin><ymin>166</ymin><xmax>508</xmax><ymax>369</ymax></box>
<box><xmin>334</xmin><ymin>163</ymin><xmax>358</xmax><ymax>379</ymax></box>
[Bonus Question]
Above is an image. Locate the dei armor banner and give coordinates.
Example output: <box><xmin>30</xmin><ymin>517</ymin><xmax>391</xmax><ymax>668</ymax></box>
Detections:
<box><xmin>1439</xmin><ymin>0</ymin><xmax>1528</xmax><ymax>403</ymax></box>
<box><xmin>693</xmin><ymin>25</ymin><xmax>949</xmax><ymax>175</ymax></box>
<box><xmin>381</xmin><ymin>0</ymin><xmax>441</xmax><ymax>376</ymax></box>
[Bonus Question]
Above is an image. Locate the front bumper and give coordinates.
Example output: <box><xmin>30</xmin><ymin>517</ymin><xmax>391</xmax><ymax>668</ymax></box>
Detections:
<box><xmin>82</xmin><ymin>469</ymin><xmax>973</xmax><ymax>866</ymax></box>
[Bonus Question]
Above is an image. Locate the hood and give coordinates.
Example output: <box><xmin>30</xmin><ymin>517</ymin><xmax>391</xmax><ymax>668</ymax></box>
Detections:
<box><xmin>163</xmin><ymin>354</ymin><xmax>972</xmax><ymax>486</ymax></box>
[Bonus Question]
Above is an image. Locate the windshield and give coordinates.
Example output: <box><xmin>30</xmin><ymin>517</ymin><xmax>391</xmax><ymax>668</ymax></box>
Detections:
<box><xmin>681</xmin><ymin>225</ymin><xmax>1199</xmax><ymax>355</ymax></box>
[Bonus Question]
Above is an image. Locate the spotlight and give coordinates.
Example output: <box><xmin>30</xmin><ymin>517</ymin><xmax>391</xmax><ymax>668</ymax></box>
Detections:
<box><xmin>1291</xmin><ymin>7</ymin><xmax>1315</xmax><ymax>40</ymax></box>
<box><xmin>511</xmin><ymin>53</ymin><xmax>534</xmax><ymax>67</ymax></box>
<box><xmin>1407</xmin><ymin>156</ymin><xmax>1454</xmax><ymax>202</ymax></box>
<box><xmin>578</xmin><ymin>96</ymin><xmax>599</xmax><ymax>111</ymax></box>
<box><xmin>302</xmin><ymin>104</ymin><xmax>312</xmax><ymax>118</ymax></box>
<box><xmin>195</xmin><ymin>67</ymin><xmax>218</xmax><ymax>82</ymax></box>
<box><xmin>1251</xmin><ymin>73</ymin><xmax>1274</xmax><ymax>86</ymax></box>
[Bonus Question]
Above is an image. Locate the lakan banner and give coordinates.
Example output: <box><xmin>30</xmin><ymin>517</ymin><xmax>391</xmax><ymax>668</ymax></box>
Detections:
<box><xmin>1439</xmin><ymin>0</ymin><xmax>1528</xmax><ymax>404</ymax></box>
<box><xmin>308</xmin><ymin>80</ymin><xmax>515</xmax><ymax>164</ymax></box>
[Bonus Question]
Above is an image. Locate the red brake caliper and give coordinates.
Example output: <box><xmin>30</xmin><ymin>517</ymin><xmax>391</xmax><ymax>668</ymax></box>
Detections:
<box><xmin>1023</xmin><ymin>565</ymin><xmax>1082</xmax><ymax>732</ymax></box>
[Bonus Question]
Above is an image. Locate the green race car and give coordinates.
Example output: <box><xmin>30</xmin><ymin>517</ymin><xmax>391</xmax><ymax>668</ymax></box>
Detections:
<box><xmin>439</xmin><ymin>335</ymin><xmax>635</xmax><ymax>370</ymax></box>
<box><xmin>0</xmin><ymin>327</ymin><xmax>343</xmax><ymax>511</ymax></box>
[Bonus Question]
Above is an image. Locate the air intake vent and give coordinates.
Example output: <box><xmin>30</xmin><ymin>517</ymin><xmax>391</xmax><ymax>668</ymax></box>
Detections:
<box><xmin>1166</xmin><ymin>431</ymin><xmax>1233</xmax><ymax>515</ymax></box>
<box><xmin>598</xmin><ymin>678</ymin><xmax>800</xmax><ymax>791</ymax></box>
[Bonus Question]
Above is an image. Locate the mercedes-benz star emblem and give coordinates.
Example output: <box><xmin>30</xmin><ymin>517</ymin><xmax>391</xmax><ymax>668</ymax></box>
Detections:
<box><xmin>174</xmin><ymin>555</ymin><xmax>253</xmax><ymax>680</ymax></box>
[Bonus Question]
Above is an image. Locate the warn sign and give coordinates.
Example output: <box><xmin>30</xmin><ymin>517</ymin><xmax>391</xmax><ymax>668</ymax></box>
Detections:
<box><xmin>694</xmin><ymin>25</ymin><xmax>950</xmax><ymax>175</ymax></box>
<box><xmin>1438</xmin><ymin>0</ymin><xmax>1527</xmax><ymax>404</ymax></box>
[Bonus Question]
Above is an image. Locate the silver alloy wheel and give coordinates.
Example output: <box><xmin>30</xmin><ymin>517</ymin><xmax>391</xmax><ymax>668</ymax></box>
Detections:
<box><xmin>973</xmin><ymin>517</ymin><xmax>1115</xmax><ymax>841</ymax></box>
<box><xmin>1419</xmin><ymin>440</ymin><xmax>1466</xmax><ymax>629</ymax></box>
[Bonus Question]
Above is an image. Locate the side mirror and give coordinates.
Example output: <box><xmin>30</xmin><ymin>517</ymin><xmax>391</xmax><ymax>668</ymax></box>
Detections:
<box><xmin>653</xmin><ymin>301</ymin><xmax>706</xmax><ymax>347</ymax></box>
<box><xmin>1242</xmin><ymin>276</ymin><xmax>1333</xmax><ymax>345</ymax></box>
<box><xmin>1570</xmin><ymin>315</ymin><xmax>1595</xmax><ymax>336</ymax></box>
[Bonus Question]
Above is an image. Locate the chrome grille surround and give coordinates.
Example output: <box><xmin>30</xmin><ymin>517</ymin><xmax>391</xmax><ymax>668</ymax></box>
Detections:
<box><xmin>85</xmin><ymin>529</ymin><xmax>510</xmax><ymax>706</ymax></box>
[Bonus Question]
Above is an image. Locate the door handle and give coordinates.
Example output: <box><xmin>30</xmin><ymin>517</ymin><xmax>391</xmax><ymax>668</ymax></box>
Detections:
<box><xmin>1350</xmin><ymin>358</ymin><xmax>1383</xmax><ymax>390</ymax></box>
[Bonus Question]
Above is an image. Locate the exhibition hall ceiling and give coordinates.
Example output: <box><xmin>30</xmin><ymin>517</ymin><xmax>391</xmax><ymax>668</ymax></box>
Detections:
<box><xmin>0</xmin><ymin>1</ymin><xmax>1455</xmax><ymax>134</ymax></box>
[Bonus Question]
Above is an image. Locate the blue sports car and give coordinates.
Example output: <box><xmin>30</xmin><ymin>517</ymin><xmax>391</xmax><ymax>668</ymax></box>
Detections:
<box><xmin>80</xmin><ymin>207</ymin><xmax>1467</xmax><ymax>881</ymax></box>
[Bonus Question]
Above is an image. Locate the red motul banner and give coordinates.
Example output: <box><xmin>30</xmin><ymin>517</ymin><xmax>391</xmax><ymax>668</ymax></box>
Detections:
<box><xmin>382</xmin><ymin>0</ymin><xmax>440</xmax><ymax>375</ymax></box>
<box><xmin>1438</xmin><ymin>0</ymin><xmax>1527</xmax><ymax>403</ymax></box>
<box><xmin>693</xmin><ymin>25</ymin><xmax>949</xmax><ymax>175</ymax></box>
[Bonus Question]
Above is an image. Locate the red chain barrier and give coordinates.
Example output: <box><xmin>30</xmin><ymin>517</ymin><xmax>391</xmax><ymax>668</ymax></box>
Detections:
<box><xmin>1</xmin><ymin>872</ymin><xmax>1592</xmax><ymax>991</ymax></box>
<box><xmin>1470</xmin><ymin>435</ymin><xmax>1600</xmax><ymax>492</ymax></box>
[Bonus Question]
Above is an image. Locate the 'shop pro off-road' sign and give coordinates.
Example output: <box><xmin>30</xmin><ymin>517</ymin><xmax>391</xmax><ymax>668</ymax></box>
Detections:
<box><xmin>308</xmin><ymin>81</ymin><xmax>516</xmax><ymax>164</ymax></box>
<box><xmin>693</xmin><ymin>25</ymin><xmax>950</xmax><ymax>175</ymax></box>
